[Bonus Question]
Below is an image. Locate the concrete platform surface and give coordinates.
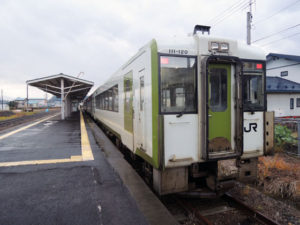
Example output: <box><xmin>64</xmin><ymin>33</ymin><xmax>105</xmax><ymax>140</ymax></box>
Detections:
<box><xmin>0</xmin><ymin>112</ymin><xmax>148</xmax><ymax>225</ymax></box>
<box><xmin>85</xmin><ymin>115</ymin><xmax>179</xmax><ymax>225</ymax></box>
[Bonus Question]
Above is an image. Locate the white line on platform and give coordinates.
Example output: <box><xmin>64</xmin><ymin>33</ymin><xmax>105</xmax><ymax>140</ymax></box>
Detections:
<box><xmin>0</xmin><ymin>113</ymin><xmax>60</xmax><ymax>141</ymax></box>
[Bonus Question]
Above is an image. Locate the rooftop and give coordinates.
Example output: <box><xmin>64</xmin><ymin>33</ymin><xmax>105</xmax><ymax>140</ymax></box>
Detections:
<box><xmin>267</xmin><ymin>76</ymin><xmax>300</xmax><ymax>93</ymax></box>
<box><xmin>266</xmin><ymin>53</ymin><xmax>300</xmax><ymax>63</ymax></box>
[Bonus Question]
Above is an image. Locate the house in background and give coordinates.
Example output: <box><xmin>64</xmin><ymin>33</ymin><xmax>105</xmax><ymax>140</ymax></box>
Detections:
<box><xmin>267</xmin><ymin>76</ymin><xmax>300</xmax><ymax>117</ymax></box>
<box><xmin>28</xmin><ymin>98</ymin><xmax>47</xmax><ymax>108</ymax></box>
<box><xmin>0</xmin><ymin>100</ymin><xmax>10</xmax><ymax>111</ymax></box>
<box><xmin>267</xmin><ymin>53</ymin><xmax>300</xmax><ymax>83</ymax></box>
<box><xmin>48</xmin><ymin>96</ymin><xmax>61</xmax><ymax>107</ymax></box>
<box><xmin>14</xmin><ymin>98</ymin><xmax>48</xmax><ymax>109</ymax></box>
<box><xmin>15</xmin><ymin>97</ymin><xmax>25</xmax><ymax>109</ymax></box>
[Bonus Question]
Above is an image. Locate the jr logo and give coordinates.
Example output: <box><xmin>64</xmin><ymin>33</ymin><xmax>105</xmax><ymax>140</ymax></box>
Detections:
<box><xmin>244</xmin><ymin>123</ymin><xmax>257</xmax><ymax>132</ymax></box>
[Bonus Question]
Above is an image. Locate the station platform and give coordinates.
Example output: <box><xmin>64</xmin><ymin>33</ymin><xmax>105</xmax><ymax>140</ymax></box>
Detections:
<box><xmin>0</xmin><ymin>111</ymin><xmax>177</xmax><ymax>225</ymax></box>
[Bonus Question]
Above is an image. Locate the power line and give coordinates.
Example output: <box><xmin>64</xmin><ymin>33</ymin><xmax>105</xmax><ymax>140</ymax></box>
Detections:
<box><xmin>261</xmin><ymin>32</ymin><xmax>300</xmax><ymax>46</ymax></box>
<box><xmin>208</xmin><ymin>0</ymin><xmax>247</xmax><ymax>24</ymax></box>
<box><xmin>253</xmin><ymin>0</ymin><xmax>300</xmax><ymax>26</ymax></box>
<box><xmin>212</xmin><ymin>1</ymin><xmax>249</xmax><ymax>27</ymax></box>
<box><xmin>212</xmin><ymin>1</ymin><xmax>249</xmax><ymax>26</ymax></box>
<box><xmin>252</xmin><ymin>24</ymin><xmax>300</xmax><ymax>43</ymax></box>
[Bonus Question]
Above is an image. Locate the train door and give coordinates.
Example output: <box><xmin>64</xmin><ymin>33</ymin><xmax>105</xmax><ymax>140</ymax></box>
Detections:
<box><xmin>124</xmin><ymin>72</ymin><xmax>133</xmax><ymax>134</ymax></box>
<box><xmin>208</xmin><ymin>64</ymin><xmax>232</xmax><ymax>156</ymax></box>
<box><xmin>134</xmin><ymin>70</ymin><xmax>146</xmax><ymax>151</ymax></box>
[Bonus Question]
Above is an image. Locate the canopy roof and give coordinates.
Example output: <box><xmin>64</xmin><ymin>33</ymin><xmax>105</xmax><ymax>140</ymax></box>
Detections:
<box><xmin>26</xmin><ymin>73</ymin><xmax>94</xmax><ymax>100</ymax></box>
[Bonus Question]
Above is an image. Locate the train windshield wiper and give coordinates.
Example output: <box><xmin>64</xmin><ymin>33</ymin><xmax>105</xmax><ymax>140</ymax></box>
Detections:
<box><xmin>176</xmin><ymin>108</ymin><xmax>185</xmax><ymax>118</ymax></box>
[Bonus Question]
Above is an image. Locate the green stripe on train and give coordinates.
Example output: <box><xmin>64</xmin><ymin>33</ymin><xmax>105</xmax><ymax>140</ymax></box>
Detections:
<box><xmin>136</xmin><ymin>39</ymin><xmax>160</xmax><ymax>169</ymax></box>
<box><xmin>151</xmin><ymin>40</ymin><xmax>159</xmax><ymax>169</ymax></box>
<box><xmin>124</xmin><ymin>71</ymin><xmax>133</xmax><ymax>133</ymax></box>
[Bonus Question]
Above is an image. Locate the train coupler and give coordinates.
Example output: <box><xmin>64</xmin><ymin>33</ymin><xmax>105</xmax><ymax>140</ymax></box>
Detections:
<box><xmin>206</xmin><ymin>159</ymin><xmax>239</xmax><ymax>192</ymax></box>
<box><xmin>206</xmin><ymin>176</ymin><xmax>236</xmax><ymax>192</ymax></box>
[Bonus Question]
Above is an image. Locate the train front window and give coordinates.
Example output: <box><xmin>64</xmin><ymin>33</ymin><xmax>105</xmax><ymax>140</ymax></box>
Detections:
<box><xmin>242</xmin><ymin>61</ymin><xmax>265</xmax><ymax>111</ymax></box>
<box><xmin>160</xmin><ymin>56</ymin><xmax>197</xmax><ymax>114</ymax></box>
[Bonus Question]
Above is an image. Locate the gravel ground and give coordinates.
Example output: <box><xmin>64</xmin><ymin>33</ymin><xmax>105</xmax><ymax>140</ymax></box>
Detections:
<box><xmin>257</xmin><ymin>153</ymin><xmax>300</xmax><ymax>207</ymax></box>
<box><xmin>228</xmin><ymin>182</ymin><xmax>300</xmax><ymax>225</ymax></box>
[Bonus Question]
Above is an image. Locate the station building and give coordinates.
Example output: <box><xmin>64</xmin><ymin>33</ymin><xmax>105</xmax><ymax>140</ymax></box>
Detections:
<box><xmin>266</xmin><ymin>53</ymin><xmax>300</xmax><ymax>83</ymax></box>
<box><xmin>266</xmin><ymin>76</ymin><xmax>300</xmax><ymax>117</ymax></box>
<box><xmin>266</xmin><ymin>53</ymin><xmax>300</xmax><ymax>117</ymax></box>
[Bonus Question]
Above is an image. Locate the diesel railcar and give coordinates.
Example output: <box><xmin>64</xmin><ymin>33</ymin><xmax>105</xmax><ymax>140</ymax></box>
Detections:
<box><xmin>84</xmin><ymin>25</ymin><xmax>273</xmax><ymax>195</ymax></box>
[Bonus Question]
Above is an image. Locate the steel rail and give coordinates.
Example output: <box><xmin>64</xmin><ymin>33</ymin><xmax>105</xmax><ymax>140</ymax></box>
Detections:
<box><xmin>175</xmin><ymin>197</ymin><xmax>213</xmax><ymax>225</ymax></box>
<box><xmin>224</xmin><ymin>193</ymin><xmax>281</xmax><ymax>225</ymax></box>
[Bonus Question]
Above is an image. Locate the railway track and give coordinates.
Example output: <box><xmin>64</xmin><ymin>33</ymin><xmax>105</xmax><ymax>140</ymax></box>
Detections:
<box><xmin>85</xmin><ymin>113</ymin><xmax>292</xmax><ymax>225</ymax></box>
<box><xmin>0</xmin><ymin>110</ymin><xmax>59</xmax><ymax>131</ymax></box>
<box><xmin>163</xmin><ymin>192</ymin><xmax>281</xmax><ymax>225</ymax></box>
<box><xmin>223</xmin><ymin>193</ymin><xmax>280</xmax><ymax>225</ymax></box>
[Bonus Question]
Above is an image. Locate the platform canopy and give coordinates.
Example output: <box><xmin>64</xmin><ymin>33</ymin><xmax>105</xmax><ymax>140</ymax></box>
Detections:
<box><xmin>26</xmin><ymin>73</ymin><xmax>94</xmax><ymax>100</ymax></box>
<box><xmin>26</xmin><ymin>73</ymin><xmax>94</xmax><ymax>120</ymax></box>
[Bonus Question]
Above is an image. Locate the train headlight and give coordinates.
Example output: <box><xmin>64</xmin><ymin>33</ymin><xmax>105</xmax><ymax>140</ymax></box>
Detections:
<box><xmin>211</xmin><ymin>42</ymin><xmax>219</xmax><ymax>51</ymax></box>
<box><xmin>220</xmin><ymin>42</ymin><xmax>229</xmax><ymax>52</ymax></box>
<box><xmin>209</xmin><ymin>41</ymin><xmax>230</xmax><ymax>52</ymax></box>
<box><xmin>220</xmin><ymin>43</ymin><xmax>229</xmax><ymax>52</ymax></box>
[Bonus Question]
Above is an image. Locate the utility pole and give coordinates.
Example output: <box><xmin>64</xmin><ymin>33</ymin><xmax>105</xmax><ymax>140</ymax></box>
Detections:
<box><xmin>1</xmin><ymin>89</ymin><xmax>3</xmax><ymax>111</ymax></box>
<box><xmin>247</xmin><ymin>0</ymin><xmax>253</xmax><ymax>45</ymax></box>
<box><xmin>45</xmin><ymin>85</ymin><xmax>48</xmax><ymax>109</ymax></box>
<box><xmin>26</xmin><ymin>84</ymin><xmax>29</xmax><ymax>110</ymax></box>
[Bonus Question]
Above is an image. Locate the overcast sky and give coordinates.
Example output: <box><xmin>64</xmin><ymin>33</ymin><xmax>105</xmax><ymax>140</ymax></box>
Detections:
<box><xmin>0</xmin><ymin>0</ymin><xmax>299</xmax><ymax>100</ymax></box>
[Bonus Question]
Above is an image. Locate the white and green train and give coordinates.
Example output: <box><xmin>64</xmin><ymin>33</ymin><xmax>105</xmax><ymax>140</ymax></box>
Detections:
<box><xmin>84</xmin><ymin>25</ymin><xmax>273</xmax><ymax>195</ymax></box>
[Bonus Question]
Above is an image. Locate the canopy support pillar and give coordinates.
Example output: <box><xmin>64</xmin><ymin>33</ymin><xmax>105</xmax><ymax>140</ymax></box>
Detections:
<box><xmin>61</xmin><ymin>78</ymin><xmax>65</xmax><ymax>120</ymax></box>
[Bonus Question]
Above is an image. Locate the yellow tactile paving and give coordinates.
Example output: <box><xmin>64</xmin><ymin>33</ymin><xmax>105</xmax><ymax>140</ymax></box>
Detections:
<box><xmin>0</xmin><ymin>156</ymin><xmax>83</xmax><ymax>167</ymax></box>
<box><xmin>0</xmin><ymin>111</ymin><xmax>94</xmax><ymax>167</ymax></box>
<box><xmin>80</xmin><ymin>111</ymin><xmax>94</xmax><ymax>161</ymax></box>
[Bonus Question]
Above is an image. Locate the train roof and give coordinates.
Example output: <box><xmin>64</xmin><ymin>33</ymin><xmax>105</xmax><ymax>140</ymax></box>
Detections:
<box><xmin>93</xmin><ymin>35</ymin><xmax>266</xmax><ymax>95</ymax></box>
<box><xmin>156</xmin><ymin>34</ymin><xmax>266</xmax><ymax>60</ymax></box>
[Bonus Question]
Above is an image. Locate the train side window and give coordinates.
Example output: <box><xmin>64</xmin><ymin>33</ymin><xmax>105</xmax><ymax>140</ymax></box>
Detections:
<box><xmin>108</xmin><ymin>89</ymin><xmax>113</xmax><ymax>111</ymax></box>
<box><xmin>140</xmin><ymin>76</ymin><xmax>144</xmax><ymax>111</ymax></box>
<box><xmin>125</xmin><ymin>79</ymin><xmax>131</xmax><ymax>113</ymax></box>
<box><xmin>99</xmin><ymin>94</ymin><xmax>102</xmax><ymax>109</ymax></box>
<box><xmin>95</xmin><ymin>94</ymin><xmax>100</xmax><ymax>109</ymax></box>
<box><xmin>210</xmin><ymin>68</ymin><xmax>227</xmax><ymax>112</ymax></box>
<box><xmin>100</xmin><ymin>94</ymin><xmax>104</xmax><ymax>109</ymax></box>
<box><xmin>104</xmin><ymin>92</ymin><xmax>108</xmax><ymax>110</ymax></box>
<box><xmin>113</xmin><ymin>85</ymin><xmax>119</xmax><ymax>112</ymax></box>
<box><xmin>98</xmin><ymin>94</ymin><xmax>102</xmax><ymax>109</ymax></box>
